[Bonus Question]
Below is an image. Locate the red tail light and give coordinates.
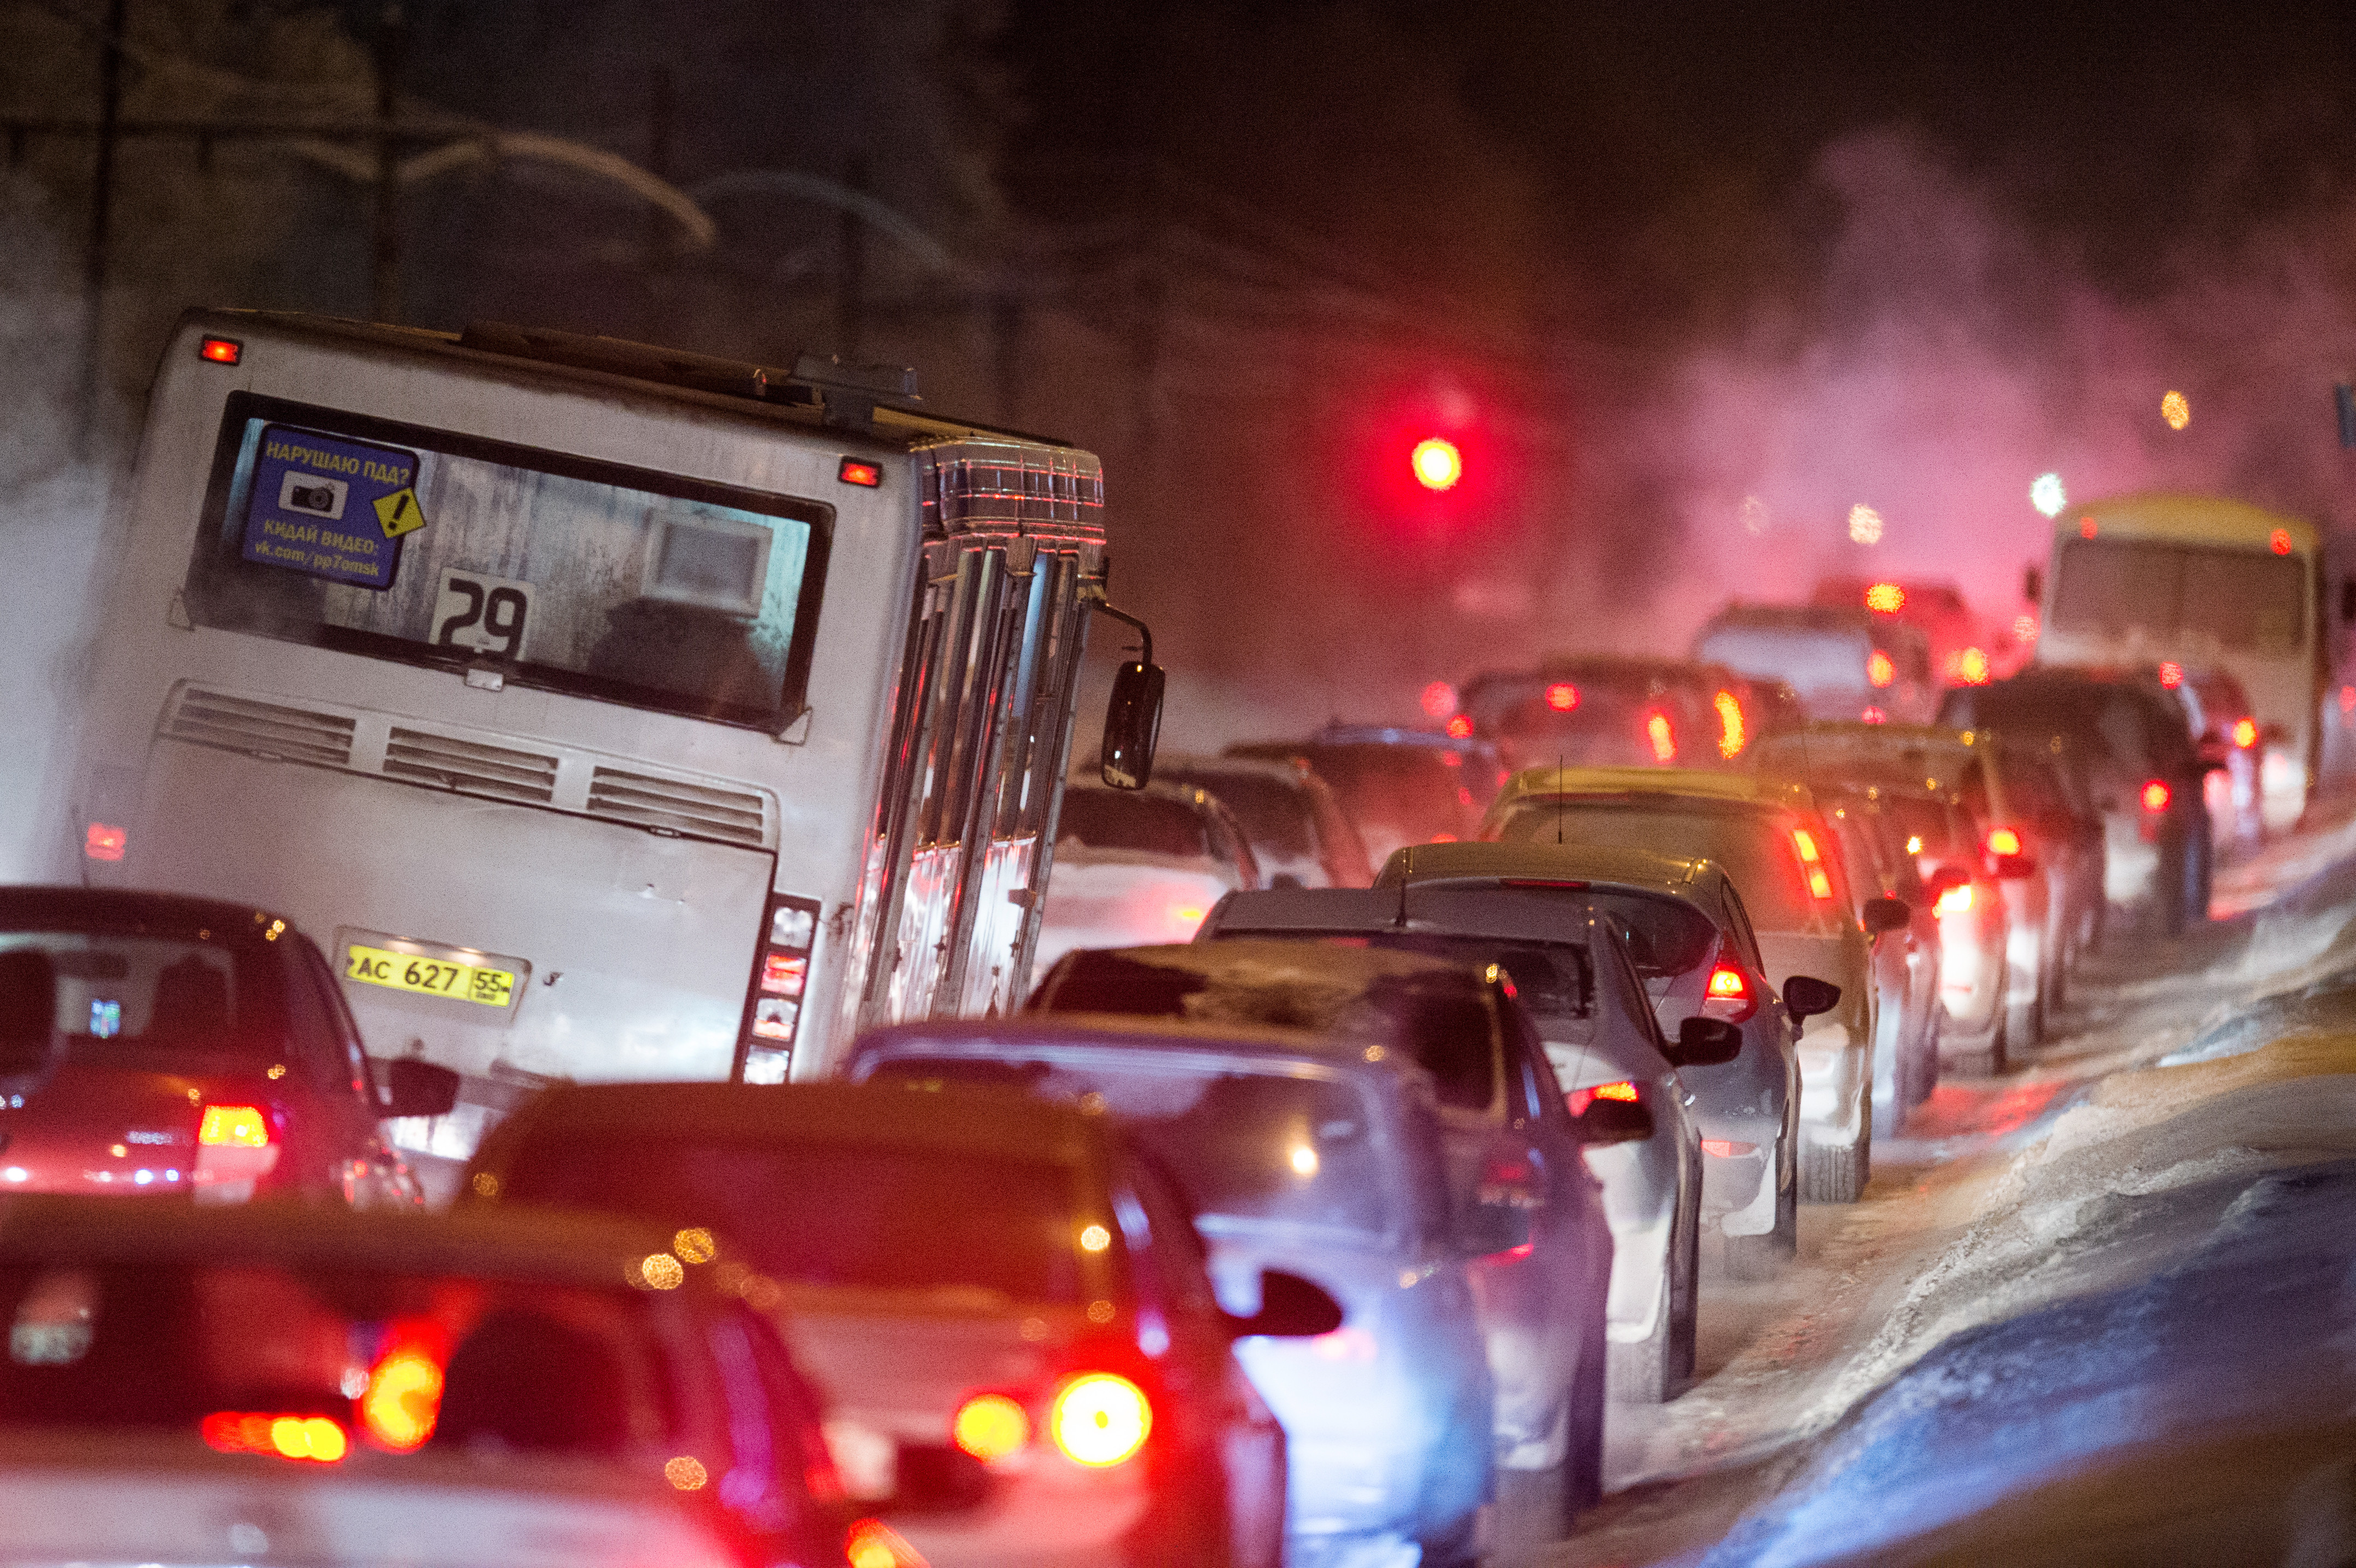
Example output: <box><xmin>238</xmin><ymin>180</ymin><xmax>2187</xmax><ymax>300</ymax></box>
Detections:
<box><xmin>1566</xmin><ymin>1080</ymin><xmax>1638</xmax><ymax>1115</ymax></box>
<box><xmin>360</xmin><ymin>1344</ymin><xmax>445</xmax><ymax>1453</ymax></box>
<box><xmin>1700</xmin><ymin>1138</ymin><xmax>1758</xmax><ymax>1158</ymax></box>
<box><xmin>1703</xmin><ymin>963</ymin><xmax>1757</xmax><ymax>1022</ymax></box>
<box><xmin>2156</xmin><ymin>660</ymin><xmax>2183</xmax><ymax>689</ymax></box>
<box><xmin>1644</xmin><ymin>712</ymin><xmax>1677</xmax><ymax>763</ymax></box>
<box><xmin>198</xmin><ymin>335</ymin><xmax>242</xmax><ymax>365</ymax></box>
<box><xmin>2141</xmin><ymin>779</ymin><xmax>2171</xmax><ymax>812</ymax></box>
<box><xmin>1713</xmin><ymin>690</ymin><xmax>1746</xmax><ymax>759</ymax></box>
<box><xmin>952</xmin><ymin>1393</ymin><xmax>1030</xmax><ymax>1464</ymax></box>
<box><xmin>1866</xmin><ymin>650</ymin><xmax>1896</xmax><ymax>688</ymax></box>
<box><xmin>202</xmin><ymin>1412</ymin><xmax>347</xmax><ymax>1463</ymax></box>
<box><xmin>2231</xmin><ymin>717</ymin><xmax>2258</xmax><ymax>749</ymax></box>
<box><xmin>199</xmin><ymin>1106</ymin><xmax>271</xmax><ymax>1147</ymax></box>
<box><xmin>1790</xmin><ymin>829</ymin><xmax>1835</xmax><ymax>900</ymax></box>
<box><xmin>83</xmin><ymin>823</ymin><xmax>127</xmax><ymax>862</ymax></box>
<box><xmin>194</xmin><ymin>1104</ymin><xmax>279</xmax><ymax>1190</ymax></box>
<box><xmin>845</xmin><ymin>1517</ymin><xmax>929</xmax><ymax>1568</ymax></box>
<box><xmin>1049</xmin><ymin>1373</ymin><xmax>1151</xmax><ymax>1467</ymax></box>
<box><xmin>1934</xmin><ymin>881</ymin><xmax>1974</xmax><ymax>918</ymax></box>
<box><xmin>1544</xmin><ymin>681</ymin><xmax>1579</xmax><ymax>712</ymax></box>
<box><xmin>1985</xmin><ymin>826</ymin><xmax>2023</xmax><ymax>858</ymax></box>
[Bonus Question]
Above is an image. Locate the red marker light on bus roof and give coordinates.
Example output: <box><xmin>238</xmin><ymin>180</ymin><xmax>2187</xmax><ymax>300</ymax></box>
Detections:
<box><xmin>199</xmin><ymin>336</ymin><xmax>242</xmax><ymax>365</ymax></box>
<box><xmin>1444</xmin><ymin>715</ymin><xmax>1473</xmax><ymax>739</ymax></box>
<box><xmin>1544</xmin><ymin>682</ymin><xmax>1579</xmax><ymax>712</ymax></box>
<box><xmin>837</xmin><ymin>457</ymin><xmax>883</xmax><ymax>488</ymax></box>
<box><xmin>2271</xmin><ymin>528</ymin><xmax>2293</xmax><ymax>556</ymax></box>
<box><xmin>2080</xmin><ymin>516</ymin><xmax>2099</xmax><ymax>539</ymax></box>
<box><xmin>2157</xmin><ymin>661</ymin><xmax>2183</xmax><ymax>689</ymax></box>
<box><xmin>1864</xmin><ymin>582</ymin><xmax>1905</xmax><ymax>613</ymax></box>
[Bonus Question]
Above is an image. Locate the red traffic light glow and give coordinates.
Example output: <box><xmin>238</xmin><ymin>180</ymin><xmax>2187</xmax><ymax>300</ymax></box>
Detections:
<box><xmin>1411</xmin><ymin>438</ymin><xmax>1462</xmax><ymax>492</ymax></box>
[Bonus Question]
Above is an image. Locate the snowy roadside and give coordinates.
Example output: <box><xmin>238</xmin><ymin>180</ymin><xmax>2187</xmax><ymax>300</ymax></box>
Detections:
<box><xmin>1523</xmin><ymin>811</ymin><xmax>2356</xmax><ymax>1567</ymax></box>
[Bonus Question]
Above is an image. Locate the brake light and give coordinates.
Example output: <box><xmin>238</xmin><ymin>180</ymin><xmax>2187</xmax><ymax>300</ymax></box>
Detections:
<box><xmin>1707</xmin><ymin>965</ymin><xmax>1747</xmax><ymax>1000</ymax></box>
<box><xmin>2232</xmin><ymin>717</ymin><xmax>2258</xmax><ymax>749</ymax></box>
<box><xmin>1791</xmin><ymin>829</ymin><xmax>1834</xmax><ymax>900</ymax></box>
<box><xmin>199</xmin><ymin>1106</ymin><xmax>270</xmax><ymax>1147</ymax></box>
<box><xmin>1955</xmin><ymin>646</ymin><xmax>1991</xmax><ymax>684</ymax></box>
<box><xmin>1714</xmin><ymin>690</ymin><xmax>1746</xmax><ymax>759</ymax></box>
<box><xmin>952</xmin><ymin>1393</ymin><xmax>1030</xmax><ymax>1464</ymax></box>
<box><xmin>1566</xmin><ymin>1080</ymin><xmax>1638</xmax><ymax>1115</ymax></box>
<box><xmin>1866</xmin><ymin>650</ymin><xmax>1896</xmax><ymax>688</ymax></box>
<box><xmin>360</xmin><ymin>1345</ymin><xmax>444</xmax><ymax>1452</ymax></box>
<box><xmin>1644</xmin><ymin>712</ymin><xmax>1676</xmax><ymax>762</ymax></box>
<box><xmin>202</xmin><ymin>1412</ymin><xmax>346</xmax><ymax>1463</ymax></box>
<box><xmin>1445</xmin><ymin>715</ymin><xmax>1473</xmax><ymax>738</ymax></box>
<box><xmin>2141</xmin><ymin>779</ymin><xmax>2171</xmax><ymax>812</ymax></box>
<box><xmin>2271</xmin><ymin>528</ymin><xmax>2294</xmax><ymax>556</ymax></box>
<box><xmin>1985</xmin><ymin>826</ymin><xmax>2023</xmax><ymax>857</ymax></box>
<box><xmin>1544</xmin><ymin>681</ymin><xmax>1579</xmax><ymax>712</ymax></box>
<box><xmin>1050</xmin><ymin>1373</ymin><xmax>1151</xmax><ymax>1467</ymax></box>
<box><xmin>845</xmin><ymin>1518</ymin><xmax>929</xmax><ymax>1568</ymax></box>
<box><xmin>1861</xmin><ymin>706</ymin><xmax>1888</xmax><ymax>724</ymax></box>
<box><xmin>1864</xmin><ymin>582</ymin><xmax>1905</xmax><ymax>613</ymax></box>
<box><xmin>198</xmin><ymin>335</ymin><xmax>242</xmax><ymax>365</ymax></box>
<box><xmin>1934</xmin><ymin>882</ymin><xmax>1974</xmax><ymax>918</ymax></box>
<box><xmin>1700</xmin><ymin>1139</ymin><xmax>1757</xmax><ymax>1158</ymax></box>
<box><xmin>2157</xmin><ymin>660</ymin><xmax>2184</xmax><ymax>689</ymax></box>
<box><xmin>83</xmin><ymin>823</ymin><xmax>126</xmax><ymax>862</ymax></box>
<box><xmin>837</xmin><ymin>457</ymin><xmax>883</xmax><ymax>488</ymax></box>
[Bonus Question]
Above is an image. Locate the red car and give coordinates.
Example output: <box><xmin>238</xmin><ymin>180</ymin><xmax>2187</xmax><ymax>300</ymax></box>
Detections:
<box><xmin>0</xmin><ymin>888</ymin><xmax>452</xmax><ymax>1203</ymax></box>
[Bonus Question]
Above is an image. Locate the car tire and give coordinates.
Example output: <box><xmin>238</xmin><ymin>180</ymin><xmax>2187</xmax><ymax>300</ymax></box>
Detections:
<box><xmin>1801</xmin><ymin>1080</ymin><xmax>1870</xmax><ymax>1202</ymax></box>
<box><xmin>1726</xmin><ymin>1160</ymin><xmax>1798</xmax><ymax>1280</ymax></box>
<box><xmin>1609</xmin><ymin>1310</ymin><xmax>1675</xmax><ymax>1404</ymax></box>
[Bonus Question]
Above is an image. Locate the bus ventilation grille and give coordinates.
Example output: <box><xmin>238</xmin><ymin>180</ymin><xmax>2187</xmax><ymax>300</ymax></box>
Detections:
<box><xmin>384</xmin><ymin>727</ymin><xmax>559</xmax><ymax>805</ymax></box>
<box><xmin>587</xmin><ymin>766</ymin><xmax>769</xmax><ymax>847</ymax></box>
<box><xmin>163</xmin><ymin>689</ymin><xmax>356</xmax><ymax>768</ymax></box>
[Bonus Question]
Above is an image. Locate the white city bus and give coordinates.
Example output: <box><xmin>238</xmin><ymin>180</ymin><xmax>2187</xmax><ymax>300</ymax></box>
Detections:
<box><xmin>2033</xmin><ymin>492</ymin><xmax>2355</xmax><ymax>830</ymax></box>
<box><xmin>67</xmin><ymin>310</ymin><xmax>1152</xmax><ymax>1185</ymax></box>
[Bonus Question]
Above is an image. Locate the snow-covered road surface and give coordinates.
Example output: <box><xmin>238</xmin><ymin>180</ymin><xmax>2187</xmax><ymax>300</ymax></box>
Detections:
<box><xmin>1516</xmin><ymin>805</ymin><xmax>2356</xmax><ymax>1567</ymax></box>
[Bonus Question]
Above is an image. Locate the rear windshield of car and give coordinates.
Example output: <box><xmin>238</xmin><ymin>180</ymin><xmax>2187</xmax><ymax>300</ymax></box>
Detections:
<box><xmin>1492</xmin><ymin>802</ymin><xmax>1830</xmax><ymax>931</ymax></box>
<box><xmin>499</xmin><ymin>1141</ymin><xmax>1086</xmax><ymax>1305</ymax></box>
<box><xmin>2051</xmin><ymin>537</ymin><xmax>2305</xmax><ymax>653</ymax></box>
<box><xmin>1035</xmin><ymin>951</ymin><xmax>1500</xmax><ymax>1110</ymax></box>
<box><xmin>0</xmin><ymin>932</ymin><xmax>278</xmax><ymax>1063</ymax></box>
<box><xmin>867</xmin><ymin>1057</ymin><xmax>1396</xmax><ymax>1240</ymax></box>
<box><xmin>1057</xmin><ymin>789</ymin><xmax>1212</xmax><ymax>859</ymax></box>
<box><xmin>1696</xmin><ymin>625</ymin><xmax>1874</xmax><ymax>697</ymax></box>
<box><xmin>185</xmin><ymin>393</ymin><xmax>831</xmax><ymax>731</ymax></box>
<box><xmin>1944</xmin><ymin>686</ymin><xmax>2194</xmax><ymax>779</ymax></box>
<box><xmin>1578</xmin><ymin>891</ymin><xmax>1721</xmax><ymax>977</ymax></box>
<box><xmin>1243</xmin><ymin>746</ymin><xmax>1478</xmax><ymax>847</ymax></box>
<box><xmin>1153</xmin><ymin>769</ymin><xmax>1314</xmax><ymax>859</ymax></box>
<box><xmin>0</xmin><ymin>1258</ymin><xmax>689</xmax><ymax>1461</ymax></box>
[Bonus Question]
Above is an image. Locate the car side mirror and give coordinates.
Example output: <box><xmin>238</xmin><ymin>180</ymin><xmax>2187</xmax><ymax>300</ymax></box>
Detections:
<box><xmin>1863</xmin><ymin>896</ymin><xmax>1911</xmax><ymax>935</ymax></box>
<box><xmin>1574</xmin><ymin>1096</ymin><xmax>1654</xmax><ymax>1144</ymax></box>
<box><xmin>2023</xmin><ymin>564</ymin><xmax>2043</xmax><ymax>604</ymax></box>
<box><xmin>1226</xmin><ymin>1269</ymin><xmax>1345</xmax><ymax>1339</ymax></box>
<box><xmin>0</xmin><ymin>951</ymin><xmax>60</xmax><ymax>1080</ymax></box>
<box><xmin>1991</xmin><ymin>853</ymin><xmax>2040</xmax><ymax>879</ymax></box>
<box><xmin>380</xmin><ymin>1058</ymin><xmax>461</xmax><ymax>1119</ymax></box>
<box><xmin>1100</xmin><ymin>661</ymin><xmax>1165</xmax><ymax>790</ymax></box>
<box><xmin>1782</xmin><ymin>975</ymin><xmax>1841</xmax><ymax>1021</ymax></box>
<box><xmin>1669</xmin><ymin>1016</ymin><xmax>1742</xmax><ymax>1068</ymax></box>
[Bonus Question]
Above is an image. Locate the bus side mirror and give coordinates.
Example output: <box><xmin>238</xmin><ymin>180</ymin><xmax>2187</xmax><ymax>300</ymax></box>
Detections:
<box><xmin>2023</xmin><ymin>564</ymin><xmax>2043</xmax><ymax>604</ymax></box>
<box><xmin>1101</xmin><ymin>661</ymin><xmax>1165</xmax><ymax>790</ymax></box>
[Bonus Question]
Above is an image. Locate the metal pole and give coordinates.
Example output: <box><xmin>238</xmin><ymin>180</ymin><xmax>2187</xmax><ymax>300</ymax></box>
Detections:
<box><xmin>371</xmin><ymin>4</ymin><xmax>403</xmax><ymax>324</ymax></box>
<box><xmin>837</xmin><ymin>153</ymin><xmax>866</xmax><ymax>359</ymax></box>
<box><xmin>77</xmin><ymin>0</ymin><xmax>127</xmax><ymax>453</ymax></box>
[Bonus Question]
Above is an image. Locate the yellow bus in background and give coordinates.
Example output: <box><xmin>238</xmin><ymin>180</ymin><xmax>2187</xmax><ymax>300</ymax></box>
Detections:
<box><xmin>2032</xmin><ymin>492</ymin><xmax>2353</xmax><ymax>831</ymax></box>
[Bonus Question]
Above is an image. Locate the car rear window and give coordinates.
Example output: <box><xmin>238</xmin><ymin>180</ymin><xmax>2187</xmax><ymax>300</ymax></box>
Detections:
<box><xmin>1034</xmin><ymin>951</ymin><xmax>1501</xmax><ymax>1110</ymax></box>
<box><xmin>1491</xmin><ymin>803</ymin><xmax>1832</xmax><ymax>931</ymax></box>
<box><xmin>1057</xmin><ymin>789</ymin><xmax>1212</xmax><ymax>859</ymax></box>
<box><xmin>0</xmin><ymin>1258</ymin><xmax>687</xmax><ymax>1461</ymax></box>
<box><xmin>0</xmin><ymin>932</ymin><xmax>279</xmax><ymax>1063</ymax></box>
<box><xmin>868</xmin><ymin>1057</ymin><xmax>1395</xmax><ymax>1240</ymax></box>
<box><xmin>2051</xmin><ymin>537</ymin><xmax>2304</xmax><ymax>653</ymax></box>
<box><xmin>1696</xmin><ymin>624</ymin><xmax>1875</xmax><ymax>697</ymax></box>
<box><xmin>499</xmin><ymin>1141</ymin><xmax>1087</xmax><ymax>1306</ymax></box>
<box><xmin>1154</xmin><ymin>769</ymin><xmax>1315</xmax><ymax>859</ymax></box>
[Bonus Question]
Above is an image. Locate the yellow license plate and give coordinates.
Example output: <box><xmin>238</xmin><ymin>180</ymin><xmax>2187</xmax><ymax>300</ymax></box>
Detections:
<box><xmin>345</xmin><ymin>944</ymin><xmax>516</xmax><ymax>1007</ymax></box>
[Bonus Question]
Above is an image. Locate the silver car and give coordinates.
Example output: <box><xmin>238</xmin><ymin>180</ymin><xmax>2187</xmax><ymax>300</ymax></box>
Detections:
<box><xmin>1478</xmin><ymin>768</ymin><xmax>1887</xmax><ymax>1203</ymax></box>
<box><xmin>1369</xmin><ymin>842</ymin><xmax>1828</xmax><ymax>1276</ymax></box>
<box><xmin>843</xmin><ymin>1010</ymin><xmax>1496</xmax><ymax>1568</ymax></box>
<box><xmin>1201</xmin><ymin>887</ymin><xmax>1725</xmax><ymax>1402</ymax></box>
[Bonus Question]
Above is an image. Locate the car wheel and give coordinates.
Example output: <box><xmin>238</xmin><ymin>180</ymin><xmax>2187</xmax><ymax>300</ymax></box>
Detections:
<box><xmin>1609</xmin><ymin>1309</ymin><xmax>1675</xmax><ymax>1404</ymax></box>
<box><xmin>1726</xmin><ymin>1157</ymin><xmax>1798</xmax><ymax>1280</ymax></box>
<box><xmin>1801</xmin><ymin>1080</ymin><xmax>1870</xmax><ymax>1203</ymax></box>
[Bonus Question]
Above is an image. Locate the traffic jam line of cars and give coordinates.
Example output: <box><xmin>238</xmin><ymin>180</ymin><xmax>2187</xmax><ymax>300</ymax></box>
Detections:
<box><xmin>0</xmin><ymin>618</ymin><xmax>2269</xmax><ymax>1567</ymax></box>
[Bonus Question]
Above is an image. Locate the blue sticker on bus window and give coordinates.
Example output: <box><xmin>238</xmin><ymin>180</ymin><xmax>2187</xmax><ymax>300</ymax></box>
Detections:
<box><xmin>239</xmin><ymin>424</ymin><xmax>424</xmax><ymax>590</ymax></box>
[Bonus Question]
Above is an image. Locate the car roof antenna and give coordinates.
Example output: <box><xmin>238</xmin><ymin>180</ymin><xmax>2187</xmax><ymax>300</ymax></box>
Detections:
<box><xmin>1395</xmin><ymin>847</ymin><xmax>1410</xmax><ymax>929</ymax></box>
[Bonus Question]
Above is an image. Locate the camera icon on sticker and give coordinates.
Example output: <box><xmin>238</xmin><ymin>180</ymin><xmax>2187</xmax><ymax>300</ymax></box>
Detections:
<box><xmin>279</xmin><ymin>470</ymin><xmax>349</xmax><ymax>521</ymax></box>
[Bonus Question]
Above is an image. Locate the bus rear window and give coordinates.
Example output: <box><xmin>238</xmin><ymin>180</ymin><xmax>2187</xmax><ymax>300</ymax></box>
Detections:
<box><xmin>186</xmin><ymin>394</ymin><xmax>831</xmax><ymax>730</ymax></box>
<box><xmin>2051</xmin><ymin>538</ymin><xmax>2305</xmax><ymax>653</ymax></box>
